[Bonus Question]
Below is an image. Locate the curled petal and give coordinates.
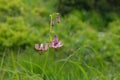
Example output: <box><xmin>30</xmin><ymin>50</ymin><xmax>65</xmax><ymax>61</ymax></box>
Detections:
<box><xmin>40</xmin><ymin>43</ymin><xmax>44</xmax><ymax>50</ymax></box>
<box><xmin>54</xmin><ymin>35</ymin><xmax>59</xmax><ymax>44</ymax></box>
<box><xmin>58</xmin><ymin>41</ymin><xmax>63</xmax><ymax>47</ymax></box>
<box><xmin>35</xmin><ymin>44</ymin><xmax>39</xmax><ymax>50</ymax></box>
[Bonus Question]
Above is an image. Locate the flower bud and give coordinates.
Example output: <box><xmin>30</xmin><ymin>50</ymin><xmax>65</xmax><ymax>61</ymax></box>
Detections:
<box><xmin>56</xmin><ymin>16</ymin><xmax>60</xmax><ymax>23</ymax></box>
<box><xmin>50</xmin><ymin>19</ymin><xmax>54</xmax><ymax>26</ymax></box>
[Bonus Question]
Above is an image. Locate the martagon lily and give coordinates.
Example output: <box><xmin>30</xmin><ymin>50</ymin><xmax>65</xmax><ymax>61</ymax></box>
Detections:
<box><xmin>35</xmin><ymin>43</ymin><xmax>48</xmax><ymax>51</ymax></box>
<box><xmin>50</xmin><ymin>35</ymin><xmax>63</xmax><ymax>49</ymax></box>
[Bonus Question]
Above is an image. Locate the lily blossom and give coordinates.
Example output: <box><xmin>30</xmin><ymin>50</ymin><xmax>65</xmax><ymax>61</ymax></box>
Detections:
<box><xmin>50</xmin><ymin>35</ymin><xmax>63</xmax><ymax>49</ymax></box>
<box><xmin>35</xmin><ymin>43</ymin><xmax>48</xmax><ymax>51</ymax></box>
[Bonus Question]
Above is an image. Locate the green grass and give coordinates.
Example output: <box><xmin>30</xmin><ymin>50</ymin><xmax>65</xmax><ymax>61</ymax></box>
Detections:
<box><xmin>0</xmin><ymin>43</ymin><xmax>120</xmax><ymax>80</ymax></box>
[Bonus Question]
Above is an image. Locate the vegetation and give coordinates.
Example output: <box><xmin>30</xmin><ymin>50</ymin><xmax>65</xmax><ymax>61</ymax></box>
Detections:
<box><xmin>0</xmin><ymin>0</ymin><xmax>120</xmax><ymax>80</ymax></box>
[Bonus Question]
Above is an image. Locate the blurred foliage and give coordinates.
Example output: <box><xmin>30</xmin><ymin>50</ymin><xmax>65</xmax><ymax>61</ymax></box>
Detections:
<box><xmin>57</xmin><ymin>0</ymin><xmax>120</xmax><ymax>15</ymax></box>
<box><xmin>0</xmin><ymin>0</ymin><xmax>25</xmax><ymax>21</ymax></box>
<box><xmin>56</xmin><ymin>0</ymin><xmax>120</xmax><ymax>30</ymax></box>
<box><xmin>0</xmin><ymin>0</ymin><xmax>120</xmax><ymax>80</ymax></box>
<box><xmin>0</xmin><ymin>0</ymin><xmax>51</xmax><ymax>50</ymax></box>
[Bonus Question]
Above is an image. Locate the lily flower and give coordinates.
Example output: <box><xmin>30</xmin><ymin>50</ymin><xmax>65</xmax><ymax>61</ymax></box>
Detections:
<box><xmin>35</xmin><ymin>43</ymin><xmax>48</xmax><ymax>51</ymax></box>
<box><xmin>50</xmin><ymin>35</ymin><xmax>63</xmax><ymax>49</ymax></box>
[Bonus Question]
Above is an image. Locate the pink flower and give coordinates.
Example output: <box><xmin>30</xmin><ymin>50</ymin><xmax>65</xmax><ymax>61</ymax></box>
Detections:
<box><xmin>35</xmin><ymin>43</ymin><xmax>48</xmax><ymax>51</ymax></box>
<box><xmin>50</xmin><ymin>35</ymin><xmax>63</xmax><ymax>49</ymax></box>
<box><xmin>56</xmin><ymin>16</ymin><xmax>60</xmax><ymax>23</ymax></box>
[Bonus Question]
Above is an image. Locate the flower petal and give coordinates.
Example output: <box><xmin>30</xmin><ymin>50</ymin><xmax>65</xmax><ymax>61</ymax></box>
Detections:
<box><xmin>35</xmin><ymin>44</ymin><xmax>39</xmax><ymax>50</ymax></box>
<box><xmin>40</xmin><ymin>43</ymin><xmax>44</xmax><ymax>50</ymax></box>
<box><xmin>54</xmin><ymin>35</ymin><xmax>59</xmax><ymax>44</ymax></box>
<box><xmin>58</xmin><ymin>41</ymin><xmax>63</xmax><ymax>47</ymax></box>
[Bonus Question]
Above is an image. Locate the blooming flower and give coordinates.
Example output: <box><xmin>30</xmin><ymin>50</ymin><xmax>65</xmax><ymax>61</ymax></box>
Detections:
<box><xmin>50</xmin><ymin>35</ymin><xmax>63</xmax><ymax>49</ymax></box>
<box><xmin>56</xmin><ymin>15</ymin><xmax>60</xmax><ymax>23</ymax></box>
<box><xmin>35</xmin><ymin>43</ymin><xmax>48</xmax><ymax>51</ymax></box>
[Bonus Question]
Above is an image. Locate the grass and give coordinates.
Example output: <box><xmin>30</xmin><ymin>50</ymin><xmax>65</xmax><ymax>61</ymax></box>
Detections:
<box><xmin>0</xmin><ymin>44</ymin><xmax>120</xmax><ymax>80</ymax></box>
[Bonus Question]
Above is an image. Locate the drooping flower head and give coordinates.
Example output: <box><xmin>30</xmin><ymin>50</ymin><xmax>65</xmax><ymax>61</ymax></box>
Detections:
<box><xmin>50</xmin><ymin>15</ymin><xmax>54</xmax><ymax>26</ymax></box>
<box><xmin>50</xmin><ymin>19</ymin><xmax>54</xmax><ymax>26</ymax></box>
<box><xmin>50</xmin><ymin>35</ymin><xmax>63</xmax><ymax>49</ymax></box>
<box><xmin>56</xmin><ymin>15</ymin><xmax>60</xmax><ymax>23</ymax></box>
<box><xmin>35</xmin><ymin>43</ymin><xmax>48</xmax><ymax>51</ymax></box>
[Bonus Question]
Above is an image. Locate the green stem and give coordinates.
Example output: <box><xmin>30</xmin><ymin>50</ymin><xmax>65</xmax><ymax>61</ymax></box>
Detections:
<box><xmin>49</xmin><ymin>14</ymin><xmax>53</xmax><ymax>41</ymax></box>
<box><xmin>43</xmin><ymin>14</ymin><xmax>53</xmax><ymax>71</ymax></box>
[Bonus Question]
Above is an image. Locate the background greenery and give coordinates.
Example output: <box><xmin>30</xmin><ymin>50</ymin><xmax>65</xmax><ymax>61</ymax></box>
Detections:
<box><xmin>0</xmin><ymin>0</ymin><xmax>120</xmax><ymax>80</ymax></box>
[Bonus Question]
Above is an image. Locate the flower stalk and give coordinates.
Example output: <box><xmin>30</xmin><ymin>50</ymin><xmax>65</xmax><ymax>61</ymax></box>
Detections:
<box><xmin>35</xmin><ymin>13</ymin><xmax>63</xmax><ymax>54</ymax></box>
